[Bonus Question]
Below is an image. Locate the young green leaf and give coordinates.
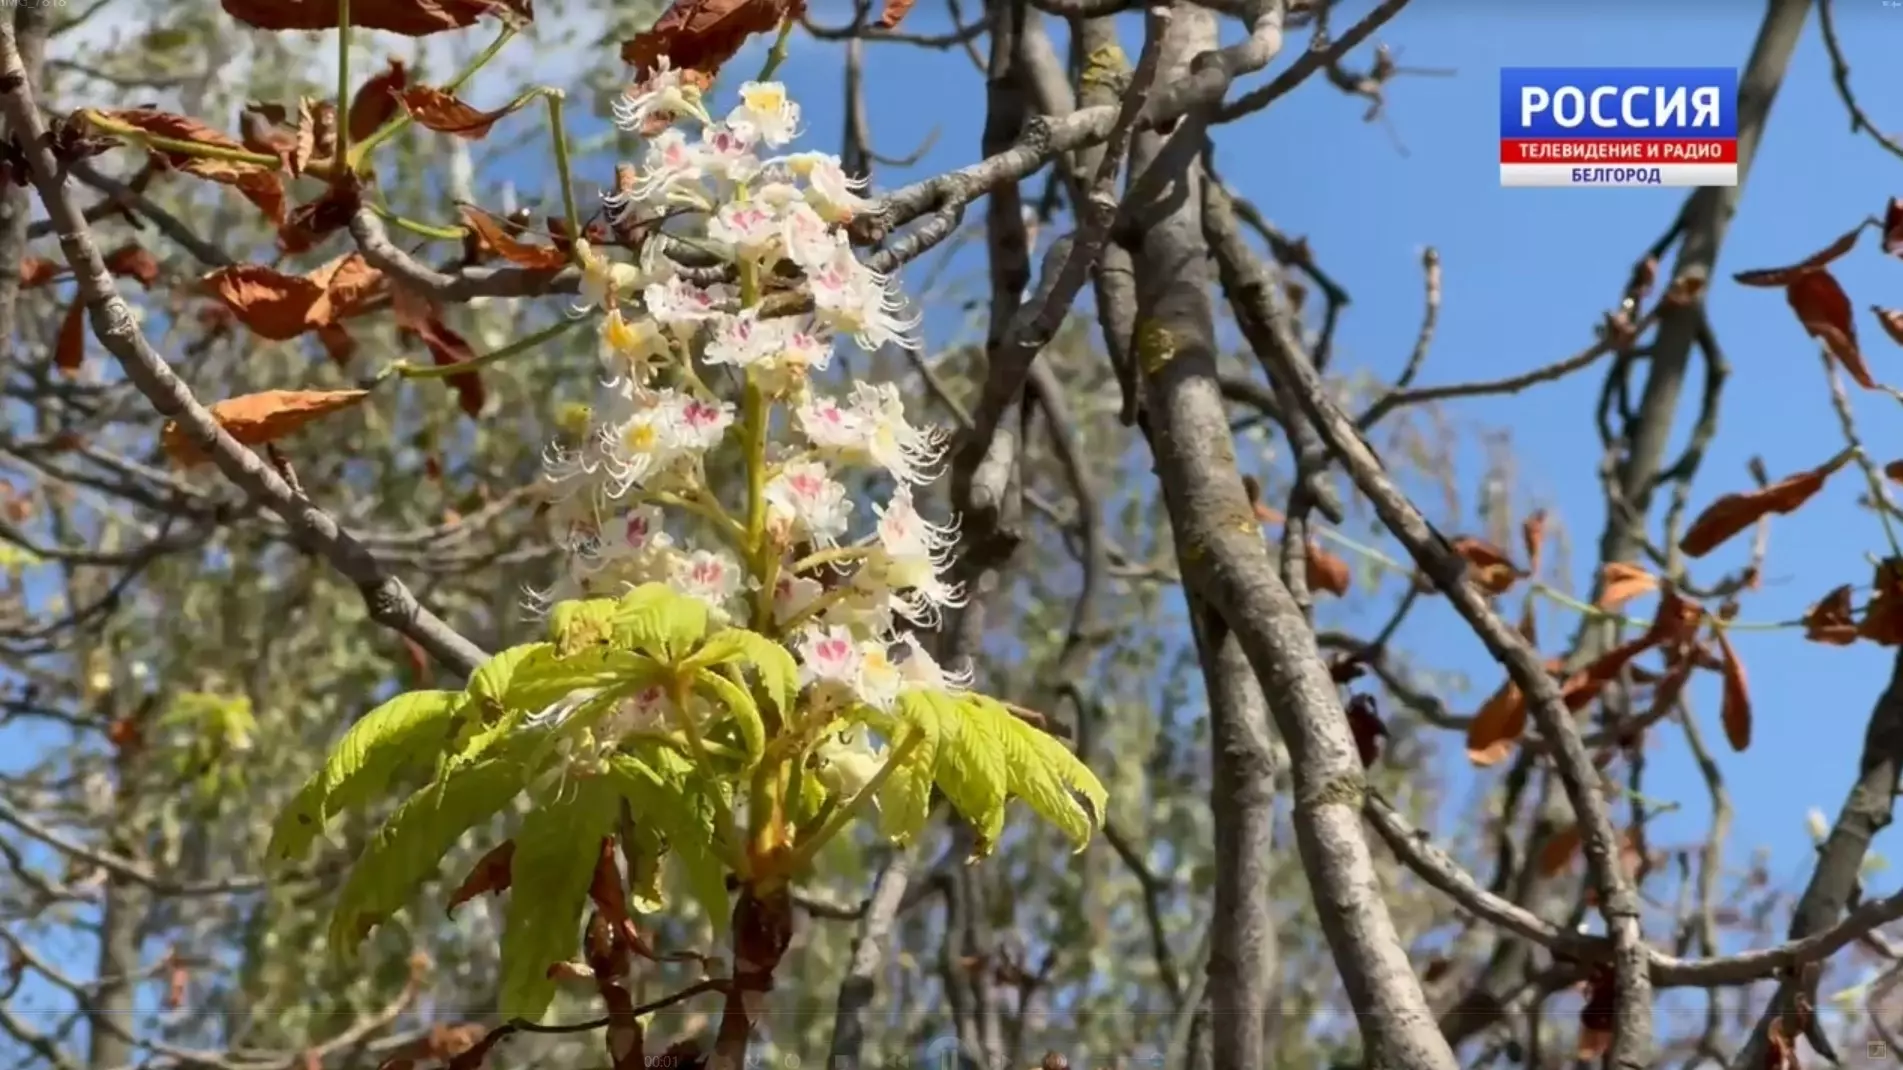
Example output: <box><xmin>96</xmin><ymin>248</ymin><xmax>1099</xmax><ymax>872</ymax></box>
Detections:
<box><xmin>468</xmin><ymin>643</ymin><xmax>546</xmax><ymax>711</ymax></box>
<box><xmin>602</xmin><ymin>753</ymin><xmax>731</xmax><ymax>935</ymax></box>
<box><xmin>694</xmin><ymin>668</ymin><xmax>766</xmax><ymax>765</ymax></box>
<box><xmin>268</xmin><ymin>690</ymin><xmax>463</xmax><ymax>863</ymax></box>
<box><xmin>878</xmin><ymin>722</ymin><xmax>938</xmax><ymax>845</ymax></box>
<box><xmin>327</xmin><ymin>752</ymin><xmax>533</xmax><ymax>956</ymax></box>
<box><xmin>498</xmin><ymin>777</ymin><xmax>619</xmax><ymax>1023</ymax></box>
<box><xmin>978</xmin><ymin>696</ymin><xmax>1107</xmax><ymax>851</ymax></box>
<box><xmin>683</xmin><ymin>628</ymin><xmax>799</xmax><ymax>717</ymax></box>
<box><xmin>933</xmin><ymin>700</ymin><xmax>1010</xmax><ymax>853</ymax></box>
<box><xmin>549</xmin><ymin>598</ymin><xmax>620</xmax><ymax>657</ymax></box>
<box><xmin>612</xmin><ymin>583</ymin><xmax>711</xmax><ymax>662</ymax></box>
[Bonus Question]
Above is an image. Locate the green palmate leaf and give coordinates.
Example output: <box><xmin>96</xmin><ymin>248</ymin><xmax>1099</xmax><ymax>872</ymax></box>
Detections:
<box><xmin>611</xmin><ymin>583</ymin><xmax>710</xmax><ymax>662</ymax></box>
<box><xmin>979</xmin><ymin>696</ymin><xmax>1108</xmax><ymax>851</ymax></box>
<box><xmin>890</xmin><ymin>689</ymin><xmax>1010</xmax><ymax>851</ymax></box>
<box><xmin>469</xmin><ymin>643</ymin><xmax>545</xmax><ymax>710</ymax></box>
<box><xmin>694</xmin><ymin>668</ymin><xmax>765</xmax><ymax>765</ymax></box>
<box><xmin>327</xmin><ymin>751</ymin><xmax>533</xmax><ymax>957</ymax></box>
<box><xmin>549</xmin><ymin>598</ymin><xmax>620</xmax><ymax>657</ymax></box>
<box><xmin>624</xmin><ymin>810</ymin><xmax>668</xmax><ymax>913</ymax></box>
<box><xmin>878</xmin><ymin>723</ymin><xmax>938</xmax><ymax>845</ymax></box>
<box><xmin>498</xmin><ymin>776</ymin><xmax>619</xmax><ymax>1023</ymax></box>
<box><xmin>269</xmin><ymin>690</ymin><xmax>464</xmax><ymax>863</ymax></box>
<box><xmin>684</xmin><ymin>628</ymin><xmax>799</xmax><ymax>717</ymax></box>
<box><xmin>935</xmin><ymin>698</ymin><xmax>1010</xmax><ymax>853</ymax></box>
<box><xmin>602</xmin><ymin>753</ymin><xmax>731</xmax><ymax>935</ymax></box>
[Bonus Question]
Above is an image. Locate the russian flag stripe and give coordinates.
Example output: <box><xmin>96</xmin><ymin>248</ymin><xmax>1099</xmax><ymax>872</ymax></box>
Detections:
<box><xmin>1500</xmin><ymin>139</ymin><xmax>1739</xmax><ymax>164</ymax></box>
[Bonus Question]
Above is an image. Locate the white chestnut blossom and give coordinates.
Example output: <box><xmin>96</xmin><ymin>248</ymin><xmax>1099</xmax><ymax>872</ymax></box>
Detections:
<box><xmin>541</xmin><ymin>73</ymin><xmax>976</xmax><ymax>735</ymax></box>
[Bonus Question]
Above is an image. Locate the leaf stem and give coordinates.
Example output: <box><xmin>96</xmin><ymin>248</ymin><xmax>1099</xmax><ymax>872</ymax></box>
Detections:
<box><xmin>547</xmin><ymin>91</ymin><xmax>582</xmax><ymax>251</ymax></box>
<box><xmin>757</xmin><ymin>15</ymin><xmax>798</xmax><ymax>82</ymax></box>
<box><xmin>349</xmin><ymin>23</ymin><xmax>519</xmax><ymax>169</ymax></box>
<box><xmin>336</xmin><ymin>0</ymin><xmax>352</xmax><ymax>165</ymax></box>
<box><xmin>772</xmin><ymin>727</ymin><xmax>922</xmax><ymax>882</ymax></box>
<box><xmin>381</xmin><ymin>317</ymin><xmax>578</xmax><ymax>382</ymax></box>
<box><xmin>669</xmin><ymin>671</ymin><xmax>751</xmax><ymax>881</ymax></box>
<box><xmin>365</xmin><ymin>200</ymin><xmax>466</xmax><ymax>241</ymax></box>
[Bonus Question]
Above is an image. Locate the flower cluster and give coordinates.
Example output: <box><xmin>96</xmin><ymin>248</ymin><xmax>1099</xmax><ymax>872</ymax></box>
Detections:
<box><xmin>535</xmin><ymin>65</ymin><xmax>968</xmax><ymax>790</ymax></box>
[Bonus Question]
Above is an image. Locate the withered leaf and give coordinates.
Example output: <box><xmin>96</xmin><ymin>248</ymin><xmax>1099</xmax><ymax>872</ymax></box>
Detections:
<box><xmin>1466</xmin><ymin>680</ymin><xmax>1525</xmax><ymax>766</ymax></box>
<box><xmin>316</xmin><ymin>323</ymin><xmax>356</xmax><ymax>367</ymax></box>
<box><xmin>1304</xmin><ymin>541</ymin><xmax>1350</xmax><ymax>597</ymax></box>
<box><xmin>54</xmin><ymin>301</ymin><xmax>84</xmax><ymax>376</ymax></box>
<box><xmin>202</xmin><ymin>253</ymin><xmax>384</xmax><ymax>340</ymax></box>
<box><xmin>621</xmin><ymin>0</ymin><xmax>804</xmax><ymax>79</ymax></box>
<box><xmin>1886</xmin><ymin>197</ymin><xmax>1903</xmax><ymax>259</ymax></box>
<box><xmin>1521</xmin><ymin>509</ymin><xmax>1548</xmax><ymax>576</ymax></box>
<box><xmin>1877</xmin><ymin>307</ymin><xmax>1903</xmax><ymax>350</ymax></box>
<box><xmin>394</xmin><ymin>287</ymin><xmax>484</xmax><ymax>418</ymax></box>
<box><xmin>348</xmin><ymin>58</ymin><xmax>409</xmax><ymax>144</ymax></box>
<box><xmin>1577</xmin><ymin>965</ymin><xmax>1616</xmax><ymax>1059</ymax></box>
<box><xmin>447</xmin><ymin>841</ymin><xmax>515</xmax><ymax>913</ymax></box>
<box><xmin>1861</xmin><ymin>558</ymin><xmax>1903</xmax><ymax>646</ymax></box>
<box><xmin>278</xmin><ymin>175</ymin><xmax>364</xmax><ymax>255</ymax></box>
<box><xmin>1713</xmin><ymin>628</ymin><xmax>1751</xmax><ymax>752</ymax></box>
<box><xmin>1536</xmin><ymin>824</ymin><xmax>1582</xmax><ymax>877</ymax></box>
<box><xmin>1597</xmin><ymin>562</ymin><xmax>1658</xmax><ymax>612</ymax></box>
<box><xmin>1679</xmin><ymin>451</ymin><xmax>1852</xmax><ymax>558</ymax></box>
<box><xmin>1787</xmin><ymin>272</ymin><xmax>1875</xmax><ymax>388</ymax></box>
<box><xmin>102</xmin><ymin>243</ymin><xmax>160</xmax><ymax>288</ymax></box>
<box><xmin>458</xmin><ymin>204</ymin><xmax>567</xmax><ymax>269</ymax></box>
<box><xmin>1452</xmin><ymin>536</ymin><xmax>1523</xmax><ymax>596</ymax></box>
<box><xmin>220</xmin><ymin>0</ymin><xmax>531</xmax><ymax>37</ymax></box>
<box><xmin>20</xmin><ymin>257</ymin><xmax>64</xmax><ymax>288</ymax></box>
<box><xmin>876</xmin><ymin>0</ymin><xmax>916</xmax><ymax>28</ymax></box>
<box><xmin>1345</xmin><ymin>693</ymin><xmax>1386</xmax><ymax>769</ymax></box>
<box><xmin>1732</xmin><ymin>223</ymin><xmax>1863</xmax><ymax>287</ymax></box>
<box><xmin>161</xmin><ymin>388</ymin><xmax>370</xmax><ymax>467</ymax></box>
<box><xmin>396</xmin><ymin>86</ymin><xmax>531</xmax><ymax>140</ymax></box>
<box><xmin>85</xmin><ymin>108</ymin><xmax>287</xmax><ymax>224</ymax></box>
<box><xmin>1803</xmin><ymin>584</ymin><xmax>1859</xmax><ymax>646</ymax></box>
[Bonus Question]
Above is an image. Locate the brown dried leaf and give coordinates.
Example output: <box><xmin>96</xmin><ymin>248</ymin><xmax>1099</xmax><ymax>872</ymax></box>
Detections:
<box><xmin>1597</xmin><ymin>562</ymin><xmax>1659</xmax><ymax>611</ymax></box>
<box><xmin>278</xmin><ymin>176</ymin><xmax>365</xmax><ymax>255</ymax></box>
<box><xmin>1887</xmin><ymin>459</ymin><xmax>1903</xmax><ymax>484</ymax></box>
<box><xmin>458</xmin><ymin>204</ymin><xmax>567</xmax><ymax>269</ymax></box>
<box><xmin>1452</xmin><ymin>536</ymin><xmax>1524</xmax><ymax>595</ymax></box>
<box><xmin>1732</xmin><ymin>224</ymin><xmax>1863</xmax><ymax>287</ymax></box>
<box><xmin>220</xmin><ymin>0</ymin><xmax>530</xmax><ymax>36</ymax></box>
<box><xmin>876</xmin><ymin>0</ymin><xmax>915</xmax><ymax>28</ymax></box>
<box><xmin>54</xmin><ymin>301</ymin><xmax>84</xmax><ymax>377</ymax></box>
<box><xmin>202</xmin><ymin>253</ymin><xmax>384</xmax><ymax>340</ymax></box>
<box><xmin>1304</xmin><ymin>541</ymin><xmax>1350</xmax><ymax>597</ymax></box>
<box><xmin>103</xmin><ymin>243</ymin><xmax>160</xmax><ymax>288</ymax></box>
<box><xmin>161</xmin><ymin>389</ymin><xmax>370</xmax><ymax>467</ymax></box>
<box><xmin>1521</xmin><ymin>509</ymin><xmax>1547</xmax><ymax>576</ymax></box>
<box><xmin>396</xmin><ymin>86</ymin><xmax>530</xmax><ymax>140</ymax></box>
<box><xmin>1787</xmin><ymin>272</ymin><xmax>1875</xmax><ymax>388</ymax></box>
<box><xmin>1712</xmin><ymin>628</ymin><xmax>1751</xmax><ymax>752</ymax></box>
<box><xmin>1536</xmin><ymin>824</ymin><xmax>1581</xmax><ymax>876</ymax></box>
<box><xmin>621</xmin><ymin>0</ymin><xmax>803</xmax><ymax>78</ymax></box>
<box><xmin>1877</xmin><ymin>307</ymin><xmax>1903</xmax><ymax>350</ymax></box>
<box><xmin>1679</xmin><ymin>451</ymin><xmax>1852</xmax><ymax>558</ymax></box>
<box><xmin>316</xmin><ymin>323</ymin><xmax>356</xmax><ymax>367</ymax></box>
<box><xmin>1466</xmin><ymin>680</ymin><xmax>1525</xmax><ymax>766</ymax></box>
<box><xmin>447</xmin><ymin>841</ymin><xmax>515</xmax><ymax>913</ymax></box>
<box><xmin>394</xmin><ymin>288</ymin><xmax>484</xmax><ymax>417</ymax></box>
<box><xmin>1345</xmin><ymin>693</ymin><xmax>1386</xmax><ymax>769</ymax></box>
<box><xmin>1886</xmin><ymin>197</ymin><xmax>1903</xmax><ymax>259</ymax></box>
<box><xmin>1803</xmin><ymin>584</ymin><xmax>1859</xmax><ymax>646</ymax></box>
<box><xmin>348</xmin><ymin>58</ymin><xmax>409</xmax><ymax>144</ymax></box>
<box><xmin>1862</xmin><ymin>558</ymin><xmax>1903</xmax><ymax>646</ymax></box>
<box><xmin>88</xmin><ymin>108</ymin><xmax>287</xmax><ymax>224</ymax></box>
<box><xmin>20</xmin><ymin>257</ymin><xmax>64</xmax><ymax>288</ymax></box>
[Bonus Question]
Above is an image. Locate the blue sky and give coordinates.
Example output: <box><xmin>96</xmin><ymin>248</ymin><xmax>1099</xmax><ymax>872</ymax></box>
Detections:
<box><xmin>14</xmin><ymin>0</ymin><xmax>1903</xmax><ymax>1055</ymax></box>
